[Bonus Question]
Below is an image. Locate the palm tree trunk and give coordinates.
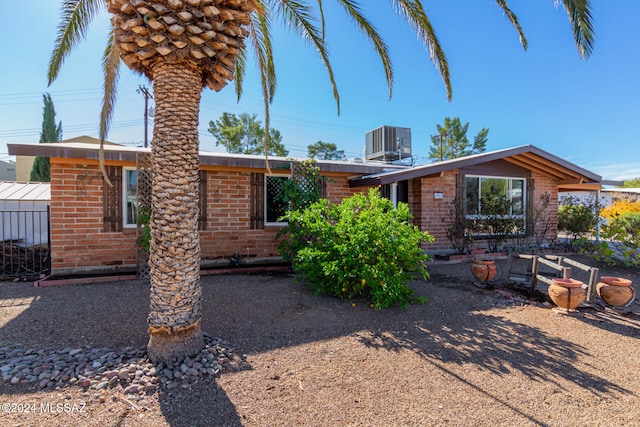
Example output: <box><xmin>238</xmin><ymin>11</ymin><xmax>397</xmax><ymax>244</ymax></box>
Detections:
<box><xmin>147</xmin><ymin>61</ymin><xmax>204</xmax><ymax>363</ymax></box>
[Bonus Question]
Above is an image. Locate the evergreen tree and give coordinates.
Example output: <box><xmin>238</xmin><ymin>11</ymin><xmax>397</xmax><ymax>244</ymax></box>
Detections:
<box><xmin>622</xmin><ymin>178</ymin><xmax>640</xmax><ymax>188</ymax></box>
<box><xmin>307</xmin><ymin>141</ymin><xmax>344</xmax><ymax>160</ymax></box>
<box><xmin>30</xmin><ymin>93</ymin><xmax>62</xmax><ymax>182</ymax></box>
<box><xmin>428</xmin><ymin>117</ymin><xmax>489</xmax><ymax>161</ymax></box>
<box><xmin>207</xmin><ymin>112</ymin><xmax>288</xmax><ymax>156</ymax></box>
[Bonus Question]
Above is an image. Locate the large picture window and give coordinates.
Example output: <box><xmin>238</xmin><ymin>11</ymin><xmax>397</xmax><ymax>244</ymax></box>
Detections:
<box><xmin>464</xmin><ymin>176</ymin><xmax>526</xmax><ymax>235</ymax></box>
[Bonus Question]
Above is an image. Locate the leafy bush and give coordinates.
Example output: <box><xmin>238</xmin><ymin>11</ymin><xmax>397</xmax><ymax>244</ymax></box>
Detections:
<box><xmin>467</xmin><ymin>195</ymin><xmax>521</xmax><ymax>252</ymax></box>
<box><xmin>557</xmin><ymin>196</ymin><xmax>599</xmax><ymax>241</ymax></box>
<box><xmin>595</xmin><ymin>212</ymin><xmax>640</xmax><ymax>266</ymax></box>
<box><xmin>280</xmin><ymin>188</ymin><xmax>434</xmax><ymax>309</ymax></box>
<box><xmin>136</xmin><ymin>206</ymin><xmax>152</xmax><ymax>253</ymax></box>
<box><xmin>276</xmin><ymin>159</ymin><xmax>324</xmax><ymax>260</ymax></box>
<box><xmin>600</xmin><ymin>197</ymin><xmax>640</xmax><ymax>219</ymax></box>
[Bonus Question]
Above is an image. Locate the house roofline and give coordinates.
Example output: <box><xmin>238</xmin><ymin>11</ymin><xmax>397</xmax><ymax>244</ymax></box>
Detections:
<box><xmin>8</xmin><ymin>142</ymin><xmax>404</xmax><ymax>175</ymax></box>
<box><xmin>349</xmin><ymin>145</ymin><xmax>606</xmax><ymax>187</ymax></box>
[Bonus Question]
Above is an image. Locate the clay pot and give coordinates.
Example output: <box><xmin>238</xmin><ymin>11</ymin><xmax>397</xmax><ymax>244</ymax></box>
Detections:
<box><xmin>596</xmin><ymin>276</ymin><xmax>635</xmax><ymax>307</ymax></box>
<box><xmin>471</xmin><ymin>259</ymin><xmax>497</xmax><ymax>283</ymax></box>
<box><xmin>548</xmin><ymin>278</ymin><xmax>586</xmax><ymax>310</ymax></box>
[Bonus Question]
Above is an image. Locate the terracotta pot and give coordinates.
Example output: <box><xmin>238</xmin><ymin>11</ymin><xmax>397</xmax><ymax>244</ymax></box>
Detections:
<box><xmin>470</xmin><ymin>259</ymin><xmax>497</xmax><ymax>283</ymax></box>
<box><xmin>596</xmin><ymin>276</ymin><xmax>635</xmax><ymax>307</ymax></box>
<box><xmin>548</xmin><ymin>278</ymin><xmax>586</xmax><ymax>310</ymax></box>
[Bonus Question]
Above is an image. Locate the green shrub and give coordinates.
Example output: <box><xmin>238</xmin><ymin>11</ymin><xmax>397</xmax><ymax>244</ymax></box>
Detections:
<box><xmin>280</xmin><ymin>188</ymin><xmax>434</xmax><ymax>309</ymax></box>
<box><xmin>558</xmin><ymin>196</ymin><xmax>598</xmax><ymax>241</ymax></box>
<box><xmin>595</xmin><ymin>212</ymin><xmax>640</xmax><ymax>266</ymax></box>
<box><xmin>600</xmin><ymin>197</ymin><xmax>640</xmax><ymax>219</ymax></box>
<box><xmin>136</xmin><ymin>206</ymin><xmax>152</xmax><ymax>253</ymax></box>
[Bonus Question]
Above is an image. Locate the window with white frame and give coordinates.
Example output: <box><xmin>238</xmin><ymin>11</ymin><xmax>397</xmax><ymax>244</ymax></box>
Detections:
<box><xmin>104</xmin><ymin>167</ymin><xmax>206</xmax><ymax>231</ymax></box>
<box><xmin>265</xmin><ymin>175</ymin><xmax>289</xmax><ymax>225</ymax></box>
<box><xmin>464</xmin><ymin>175</ymin><xmax>526</xmax><ymax>234</ymax></box>
<box><xmin>124</xmin><ymin>168</ymin><xmax>138</xmax><ymax>228</ymax></box>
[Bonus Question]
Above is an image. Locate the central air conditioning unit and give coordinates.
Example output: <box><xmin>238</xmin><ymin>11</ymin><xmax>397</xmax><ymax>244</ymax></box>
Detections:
<box><xmin>365</xmin><ymin>125</ymin><xmax>412</xmax><ymax>163</ymax></box>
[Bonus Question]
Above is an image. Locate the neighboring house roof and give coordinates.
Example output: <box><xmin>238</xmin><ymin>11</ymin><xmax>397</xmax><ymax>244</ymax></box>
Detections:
<box><xmin>54</xmin><ymin>135</ymin><xmax>122</xmax><ymax>145</ymax></box>
<box><xmin>0</xmin><ymin>182</ymin><xmax>50</xmax><ymax>201</ymax></box>
<box><xmin>7</xmin><ymin>142</ymin><xmax>405</xmax><ymax>175</ymax></box>
<box><xmin>349</xmin><ymin>145</ymin><xmax>618</xmax><ymax>190</ymax></box>
<box><xmin>601</xmin><ymin>188</ymin><xmax>640</xmax><ymax>195</ymax></box>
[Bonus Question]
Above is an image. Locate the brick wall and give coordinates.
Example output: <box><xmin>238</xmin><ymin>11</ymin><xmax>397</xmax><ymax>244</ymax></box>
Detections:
<box><xmin>199</xmin><ymin>171</ymin><xmax>359</xmax><ymax>261</ymax></box>
<box><xmin>49</xmin><ymin>162</ymin><xmax>362</xmax><ymax>274</ymax></box>
<box><xmin>407</xmin><ymin>171</ymin><xmax>459</xmax><ymax>252</ymax></box>
<box><xmin>49</xmin><ymin>160</ymin><xmax>562</xmax><ymax>274</ymax></box>
<box><xmin>50</xmin><ymin>161</ymin><xmax>137</xmax><ymax>275</ymax></box>
<box><xmin>530</xmin><ymin>171</ymin><xmax>559</xmax><ymax>244</ymax></box>
<box><xmin>407</xmin><ymin>170</ymin><xmax>560</xmax><ymax>253</ymax></box>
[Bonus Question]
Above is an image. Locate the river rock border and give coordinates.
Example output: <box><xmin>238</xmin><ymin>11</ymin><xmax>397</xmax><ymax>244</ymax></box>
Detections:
<box><xmin>1</xmin><ymin>334</ymin><xmax>244</xmax><ymax>397</ymax></box>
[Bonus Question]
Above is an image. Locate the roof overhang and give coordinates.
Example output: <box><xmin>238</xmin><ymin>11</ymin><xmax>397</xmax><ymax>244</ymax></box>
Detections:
<box><xmin>7</xmin><ymin>143</ymin><xmax>402</xmax><ymax>176</ymax></box>
<box><xmin>349</xmin><ymin>145</ymin><xmax>609</xmax><ymax>190</ymax></box>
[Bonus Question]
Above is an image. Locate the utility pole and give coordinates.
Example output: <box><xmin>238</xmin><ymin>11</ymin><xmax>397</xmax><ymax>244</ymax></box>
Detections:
<box><xmin>137</xmin><ymin>86</ymin><xmax>153</xmax><ymax>148</ymax></box>
<box><xmin>434</xmin><ymin>131</ymin><xmax>448</xmax><ymax>161</ymax></box>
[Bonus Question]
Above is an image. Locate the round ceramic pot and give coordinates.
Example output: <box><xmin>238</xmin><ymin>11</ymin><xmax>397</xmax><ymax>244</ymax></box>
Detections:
<box><xmin>470</xmin><ymin>259</ymin><xmax>497</xmax><ymax>283</ymax></box>
<box><xmin>548</xmin><ymin>278</ymin><xmax>586</xmax><ymax>310</ymax></box>
<box><xmin>596</xmin><ymin>276</ymin><xmax>635</xmax><ymax>307</ymax></box>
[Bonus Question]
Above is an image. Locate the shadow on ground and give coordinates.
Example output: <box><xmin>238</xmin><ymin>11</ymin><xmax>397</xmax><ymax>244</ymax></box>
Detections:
<box><xmin>0</xmin><ymin>256</ymin><xmax>638</xmax><ymax>425</ymax></box>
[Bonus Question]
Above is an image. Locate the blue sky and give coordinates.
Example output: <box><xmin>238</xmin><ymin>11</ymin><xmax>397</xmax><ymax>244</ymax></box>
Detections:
<box><xmin>1</xmin><ymin>1</ymin><xmax>639</xmax><ymax>181</ymax></box>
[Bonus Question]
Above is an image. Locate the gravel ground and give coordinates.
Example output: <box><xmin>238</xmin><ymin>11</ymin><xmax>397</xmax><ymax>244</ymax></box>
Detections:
<box><xmin>1</xmin><ymin>255</ymin><xmax>639</xmax><ymax>426</ymax></box>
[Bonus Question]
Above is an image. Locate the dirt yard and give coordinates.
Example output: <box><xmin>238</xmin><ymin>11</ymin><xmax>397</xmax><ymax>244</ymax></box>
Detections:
<box><xmin>1</xmin><ymin>255</ymin><xmax>639</xmax><ymax>426</ymax></box>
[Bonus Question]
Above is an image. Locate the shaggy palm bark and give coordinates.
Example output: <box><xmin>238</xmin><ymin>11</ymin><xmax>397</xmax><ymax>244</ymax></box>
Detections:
<box><xmin>106</xmin><ymin>0</ymin><xmax>253</xmax><ymax>363</ymax></box>
<box><xmin>147</xmin><ymin>62</ymin><xmax>204</xmax><ymax>363</ymax></box>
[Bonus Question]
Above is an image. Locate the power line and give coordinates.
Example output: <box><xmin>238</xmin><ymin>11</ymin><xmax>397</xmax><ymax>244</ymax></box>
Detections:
<box><xmin>0</xmin><ymin>119</ymin><xmax>144</xmax><ymax>139</ymax></box>
<box><xmin>137</xmin><ymin>86</ymin><xmax>153</xmax><ymax>148</ymax></box>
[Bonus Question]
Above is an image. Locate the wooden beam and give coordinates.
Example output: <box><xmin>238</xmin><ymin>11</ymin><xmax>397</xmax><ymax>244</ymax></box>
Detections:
<box><xmin>558</xmin><ymin>183</ymin><xmax>602</xmax><ymax>191</ymax></box>
<box><xmin>517</xmin><ymin>152</ymin><xmax>583</xmax><ymax>179</ymax></box>
<box><xmin>558</xmin><ymin>178</ymin><xmax>585</xmax><ymax>185</ymax></box>
<box><xmin>503</xmin><ymin>157</ymin><xmax>566</xmax><ymax>179</ymax></box>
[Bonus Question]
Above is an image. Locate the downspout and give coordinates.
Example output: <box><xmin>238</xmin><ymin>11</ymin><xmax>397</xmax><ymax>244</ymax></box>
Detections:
<box><xmin>390</xmin><ymin>182</ymin><xmax>398</xmax><ymax>208</ymax></box>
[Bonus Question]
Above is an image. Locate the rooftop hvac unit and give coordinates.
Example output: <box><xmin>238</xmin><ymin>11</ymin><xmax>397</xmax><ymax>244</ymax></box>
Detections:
<box><xmin>365</xmin><ymin>126</ymin><xmax>412</xmax><ymax>163</ymax></box>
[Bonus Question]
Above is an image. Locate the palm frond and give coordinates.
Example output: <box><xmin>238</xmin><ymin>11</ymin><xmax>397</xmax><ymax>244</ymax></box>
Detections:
<box><xmin>392</xmin><ymin>0</ymin><xmax>451</xmax><ymax>101</ymax></box>
<box><xmin>315</xmin><ymin>0</ymin><xmax>326</xmax><ymax>39</ymax></box>
<box><xmin>48</xmin><ymin>0</ymin><xmax>106</xmax><ymax>85</ymax></box>
<box><xmin>275</xmin><ymin>0</ymin><xmax>340</xmax><ymax>114</ymax></box>
<box><xmin>99</xmin><ymin>30</ymin><xmax>121</xmax><ymax>143</ymax></box>
<box><xmin>494</xmin><ymin>0</ymin><xmax>528</xmax><ymax>50</ymax></box>
<box><xmin>556</xmin><ymin>0</ymin><xmax>595</xmax><ymax>59</ymax></box>
<box><xmin>98</xmin><ymin>28</ymin><xmax>121</xmax><ymax>186</ymax></box>
<box><xmin>249</xmin><ymin>6</ymin><xmax>277</xmax><ymax>172</ymax></box>
<box><xmin>335</xmin><ymin>0</ymin><xmax>394</xmax><ymax>99</ymax></box>
<box><xmin>251</xmin><ymin>9</ymin><xmax>277</xmax><ymax>104</ymax></box>
<box><xmin>234</xmin><ymin>49</ymin><xmax>247</xmax><ymax>102</ymax></box>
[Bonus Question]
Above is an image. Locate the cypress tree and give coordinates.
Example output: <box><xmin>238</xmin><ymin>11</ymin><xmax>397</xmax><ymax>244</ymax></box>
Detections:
<box><xmin>30</xmin><ymin>93</ymin><xmax>62</xmax><ymax>182</ymax></box>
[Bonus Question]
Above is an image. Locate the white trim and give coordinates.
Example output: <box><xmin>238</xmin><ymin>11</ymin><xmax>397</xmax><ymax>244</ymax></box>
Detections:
<box><xmin>123</xmin><ymin>168</ymin><xmax>137</xmax><ymax>228</ymax></box>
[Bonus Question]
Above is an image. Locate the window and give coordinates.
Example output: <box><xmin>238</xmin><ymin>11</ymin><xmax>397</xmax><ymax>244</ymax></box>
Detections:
<box><xmin>104</xmin><ymin>166</ymin><xmax>207</xmax><ymax>231</ymax></box>
<box><xmin>124</xmin><ymin>169</ymin><xmax>137</xmax><ymax>228</ymax></box>
<box><xmin>103</xmin><ymin>166</ymin><xmax>122</xmax><ymax>232</ymax></box>
<box><xmin>251</xmin><ymin>172</ymin><xmax>327</xmax><ymax>229</ymax></box>
<box><xmin>464</xmin><ymin>176</ymin><xmax>526</xmax><ymax>235</ymax></box>
<box><xmin>265</xmin><ymin>175</ymin><xmax>289</xmax><ymax>225</ymax></box>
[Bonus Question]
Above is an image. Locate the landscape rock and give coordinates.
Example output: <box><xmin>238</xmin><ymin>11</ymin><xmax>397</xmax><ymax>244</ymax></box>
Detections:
<box><xmin>0</xmin><ymin>334</ymin><xmax>241</xmax><ymax>397</ymax></box>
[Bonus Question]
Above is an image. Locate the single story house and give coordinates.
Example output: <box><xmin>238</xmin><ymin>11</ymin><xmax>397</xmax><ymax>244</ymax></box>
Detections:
<box><xmin>7</xmin><ymin>141</ymin><xmax>617</xmax><ymax>276</ymax></box>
